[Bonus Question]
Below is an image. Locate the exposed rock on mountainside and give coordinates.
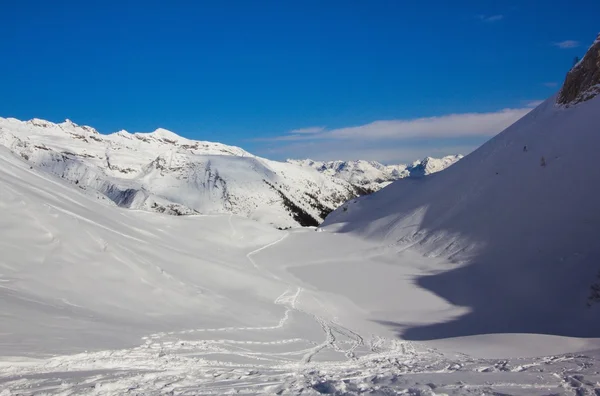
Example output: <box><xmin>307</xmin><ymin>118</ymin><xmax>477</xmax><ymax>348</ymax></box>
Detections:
<box><xmin>557</xmin><ymin>33</ymin><xmax>600</xmax><ymax>105</ymax></box>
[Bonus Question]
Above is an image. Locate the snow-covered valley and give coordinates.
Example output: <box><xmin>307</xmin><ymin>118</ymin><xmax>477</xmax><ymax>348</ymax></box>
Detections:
<box><xmin>2</xmin><ymin>142</ymin><xmax>600</xmax><ymax>395</ymax></box>
<box><xmin>2</xmin><ymin>29</ymin><xmax>600</xmax><ymax>396</ymax></box>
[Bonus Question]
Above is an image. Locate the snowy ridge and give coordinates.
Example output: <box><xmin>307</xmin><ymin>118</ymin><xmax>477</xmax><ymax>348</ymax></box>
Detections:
<box><xmin>288</xmin><ymin>155</ymin><xmax>462</xmax><ymax>192</ymax></box>
<box><xmin>0</xmin><ymin>117</ymin><xmax>366</xmax><ymax>227</ymax></box>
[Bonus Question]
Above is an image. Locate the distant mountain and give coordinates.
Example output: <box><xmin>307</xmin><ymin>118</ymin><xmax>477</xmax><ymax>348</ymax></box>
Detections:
<box><xmin>288</xmin><ymin>155</ymin><xmax>463</xmax><ymax>192</ymax></box>
<box><xmin>0</xmin><ymin>118</ymin><xmax>368</xmax><ymax>228</ymax></box>
<box><xmin>322</xmin><ymin>33</ymin><xmax>600</xmax><ymax>339</ymax></box>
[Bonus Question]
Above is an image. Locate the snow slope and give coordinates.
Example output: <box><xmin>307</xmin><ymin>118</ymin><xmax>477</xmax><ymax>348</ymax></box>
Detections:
<box><xmin>3</xmin><ymin>144</ymin><xmax>600</xmax><ymax>395</ymax></box>
<box><xmin>289</xmin><ymin>155</ymin><xmax>463</xmax><ymax>192</ymax></box>
<box><xmin>323</xmin><ymin>83</ymin><xmax>600</xmax><ymax>339</ymax></box>
<box><xmin>0</xmin><ymin>118</ymin><xmax>364</xmax><ymax>228</ymax></box>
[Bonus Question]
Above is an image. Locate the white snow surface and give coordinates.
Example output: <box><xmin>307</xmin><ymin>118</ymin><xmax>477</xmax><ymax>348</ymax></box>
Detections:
<box><xmin>0</xmin><ymin>118</ymin><xmax>363</xmax><ymax>228</ymax></box>
<box><xmin>288</xmin><ymin>155</ymin><xmax>463</xmax><ymax>192</ymax></box>
<box><xmin>2</xmin><ymin>117</ymin><xmax>600</xmax><ymax>394</ymax></box>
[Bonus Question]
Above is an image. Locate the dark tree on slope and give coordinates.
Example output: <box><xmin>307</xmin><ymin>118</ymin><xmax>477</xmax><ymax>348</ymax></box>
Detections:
<box><xmin>588</xmin><ymin>271</ymin><xmax>600</xmax><ymax>307</ymax></box>
<box><xmin>263</xmin><ymin>180</ymin><xmax>320</xmax><ymax>227</ymax></box>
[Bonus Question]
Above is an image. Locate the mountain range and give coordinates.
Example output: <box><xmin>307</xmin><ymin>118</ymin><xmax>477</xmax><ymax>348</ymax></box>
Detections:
<box><xmin>289</xmin><ymin>155</ymin><xmax>463</xmax><ymax>192</ymax></box>
<box><xmin>0</xmin><ymin>118</ymin><xmax>459</xmax><ymax>227</ymax></box>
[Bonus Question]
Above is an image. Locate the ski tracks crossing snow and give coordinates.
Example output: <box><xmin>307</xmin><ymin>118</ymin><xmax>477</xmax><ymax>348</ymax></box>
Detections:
<box><xmin>0</xmin><ymin>228</ymin><xmax>416</xmax><ymax>394</ymax></box>
<box><xmin>3</xmin><ymin>230</ymin><xmax>600</xmax><ymax>394</ymax></box>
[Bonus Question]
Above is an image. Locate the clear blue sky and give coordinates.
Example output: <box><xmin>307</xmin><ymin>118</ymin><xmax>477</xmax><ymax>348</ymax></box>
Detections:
<box><xmin>1</xmin><ymin>1</ymin><xmax>598</xmax><ymax>163</ymax></box>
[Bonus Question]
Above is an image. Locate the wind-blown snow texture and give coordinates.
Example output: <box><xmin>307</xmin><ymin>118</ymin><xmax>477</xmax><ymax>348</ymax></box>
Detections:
<box><xmin>288</xmin><ymin>155</ymin><xmax>462</xmax><ymax>192</ymax></box>
<box><xmin>0</xmin><ymin>118</ymin><xmax>367</xmax><ymax>228</ymax></box>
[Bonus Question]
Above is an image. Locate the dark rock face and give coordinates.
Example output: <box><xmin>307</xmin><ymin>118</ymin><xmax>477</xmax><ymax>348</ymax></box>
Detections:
<box><xmin>557</xmin><ymin>34</ymin><xmax>600</xmax><ymax>106</ymax></box>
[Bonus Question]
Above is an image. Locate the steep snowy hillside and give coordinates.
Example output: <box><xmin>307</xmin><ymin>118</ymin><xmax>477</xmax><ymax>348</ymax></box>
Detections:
<box><xmin>323</xmin><ymin>35</ymin><xmax>600</xmax><ymax>340</ymax></box>
<box><xmin>289</xmin><ymin>155</ymin><xmax>462</xmax><ymax>192</ymax></box>
<box><xmin>0</xmin><ymin>118</ymin><xmax>364</xmax><ymax>228</ymax></box>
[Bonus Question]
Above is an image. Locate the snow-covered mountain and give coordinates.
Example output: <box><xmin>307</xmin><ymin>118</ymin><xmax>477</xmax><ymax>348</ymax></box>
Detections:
<box><xmin>288</xmin><ymin>155</ymin><xmax>463</xmax><ymax>192</ymax></box>
<box><xmin>322</xmin><ymin>34</ymin><xmax>600</xmax><ymax>339</ymax></box>
<box><xmin>0</xmin><ymin>118</ymin><xmax>370</xmax><ymax>228</ymax></box>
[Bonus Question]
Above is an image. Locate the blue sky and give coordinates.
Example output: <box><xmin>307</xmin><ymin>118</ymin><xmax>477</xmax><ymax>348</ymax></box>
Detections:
<box><xmin>1</xmin><ymin>1</ymin><xmax>598</xmax><ymax>163</ymax></box>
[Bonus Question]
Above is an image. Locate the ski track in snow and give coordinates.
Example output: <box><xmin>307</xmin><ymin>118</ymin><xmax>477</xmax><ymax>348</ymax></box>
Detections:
<box><xmin>3</xmin><ymin>226</ymin><xmax>600</xmax><ymax>394</ymax></box>
<box><xmin>246</xmin><ymin>232</ymin><xmax>288</xmax><ymax>277</ymax></box>
<box><xmin>45</xmin><ymin>203</ymin><xmax>147</xmax><ymax>244</ymax></box>
<box><xmin>0</xmin><ymin>226</ymin><xmax>381</xmax><ymax>394</ymax></box>
<box><xmin>228</xmin><ymin>213</ymin><xmax>237</xmax><ymax>239</ymax></box>
<box><xmin>4</xmin><ymin>229</ymin><xmax>600</xmax><ymax>395</ymax></box>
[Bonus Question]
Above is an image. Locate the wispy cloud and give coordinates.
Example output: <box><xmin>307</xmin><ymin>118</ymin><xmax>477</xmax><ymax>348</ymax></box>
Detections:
<box><xmin>259</xmin><ymin>142</ymin><xmax>475</xmax><ymax>164</ymax></box>
<box><xmin>553</xmin><ymin>40</ymin><xmax>580</xmax><ymax>49</ymax></box>
<box><xmin>542</xmin><ymin>82</ymin><xmax>558</xmax><ymax>88</ymax></box>
<box><xmin>265</xmin><ymin>107</ymin><xmax>534</xmax><ymax>143</ymax></box>
<box><xmin>289</xmin><ymin>126</ymin><xmax>325</xmax><ymax>134</ymax></box>
<box><xmin>477</xmin><ymin>14</ymin><xmax>504</xmax><ymax>22</ymax></box>
<box><xmin>254</xmin><ymin>104</ymin><xmax>539</xmax><ymax>163</ymax></box>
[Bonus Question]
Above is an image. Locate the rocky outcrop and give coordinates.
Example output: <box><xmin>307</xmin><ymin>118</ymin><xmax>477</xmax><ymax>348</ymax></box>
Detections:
<box><xmin>557</xmin><ymin>34</ymin><xmax>600</xmax><ymax>106</ymax></box>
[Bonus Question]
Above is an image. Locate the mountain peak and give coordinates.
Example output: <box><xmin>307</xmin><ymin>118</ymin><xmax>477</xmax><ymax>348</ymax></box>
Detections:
<box><xmin>61</xmin><ymin>119</ymin><xmax>78</xmax><ymax>127</ymax></box>
<box><xmin>28</xmin><ymin>118</ymin><xmax>56</xmax><ymax>128</ymax></box>
<box><xmin>148</xmin><ymin>128</ymin><xmax>183</xmax><ymax>141</ymax></box>
<box><xmin>557</xmin><ymin>33</ymin><xmax>600</xmax><ymax>106</ymax></box>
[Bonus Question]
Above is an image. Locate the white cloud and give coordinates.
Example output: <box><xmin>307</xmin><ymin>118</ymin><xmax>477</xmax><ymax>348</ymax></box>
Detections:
<box><xmin>553</xmin><ymin>40</ymin><xmax>580</xmax><ymax>49</ymax></box>
<box><xmin>477</xmin><ymin>14</ymin><xmax>504</xmax><ymax>22</ymax></box>
<box><xmin>271</xmin><ymin>106</ymin><xmax>533</xmax><ymax>142</ymax></box>
<box><xmin>255</xmin><ymin>104</ymin><xmax>538</xmax><ymax>163</ymax></box>
<box><xmin>289</xmin><ymin>126</ymin><xmax>325</xmax><ymax>134</ymax></box>
<box><xmin>543</xmin><ymin>82</ymin><xmax>558</xmax><ymax>88</ymax></box>
<box><xmin>258</xmin><ymin>138</ymin><xmax>477</xmax><ymax>164</ymax></box>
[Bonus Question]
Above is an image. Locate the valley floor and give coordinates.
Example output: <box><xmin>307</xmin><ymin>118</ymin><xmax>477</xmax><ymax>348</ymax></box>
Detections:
<box><xmin>2</xmin><ymin>225</ymin><xmax>600</xmax><ymax>395</ymax></box>
<box><xmin>1</xmin><ymin>150</ymin><xmax>600</xmax><ymax>395</ymax></box>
